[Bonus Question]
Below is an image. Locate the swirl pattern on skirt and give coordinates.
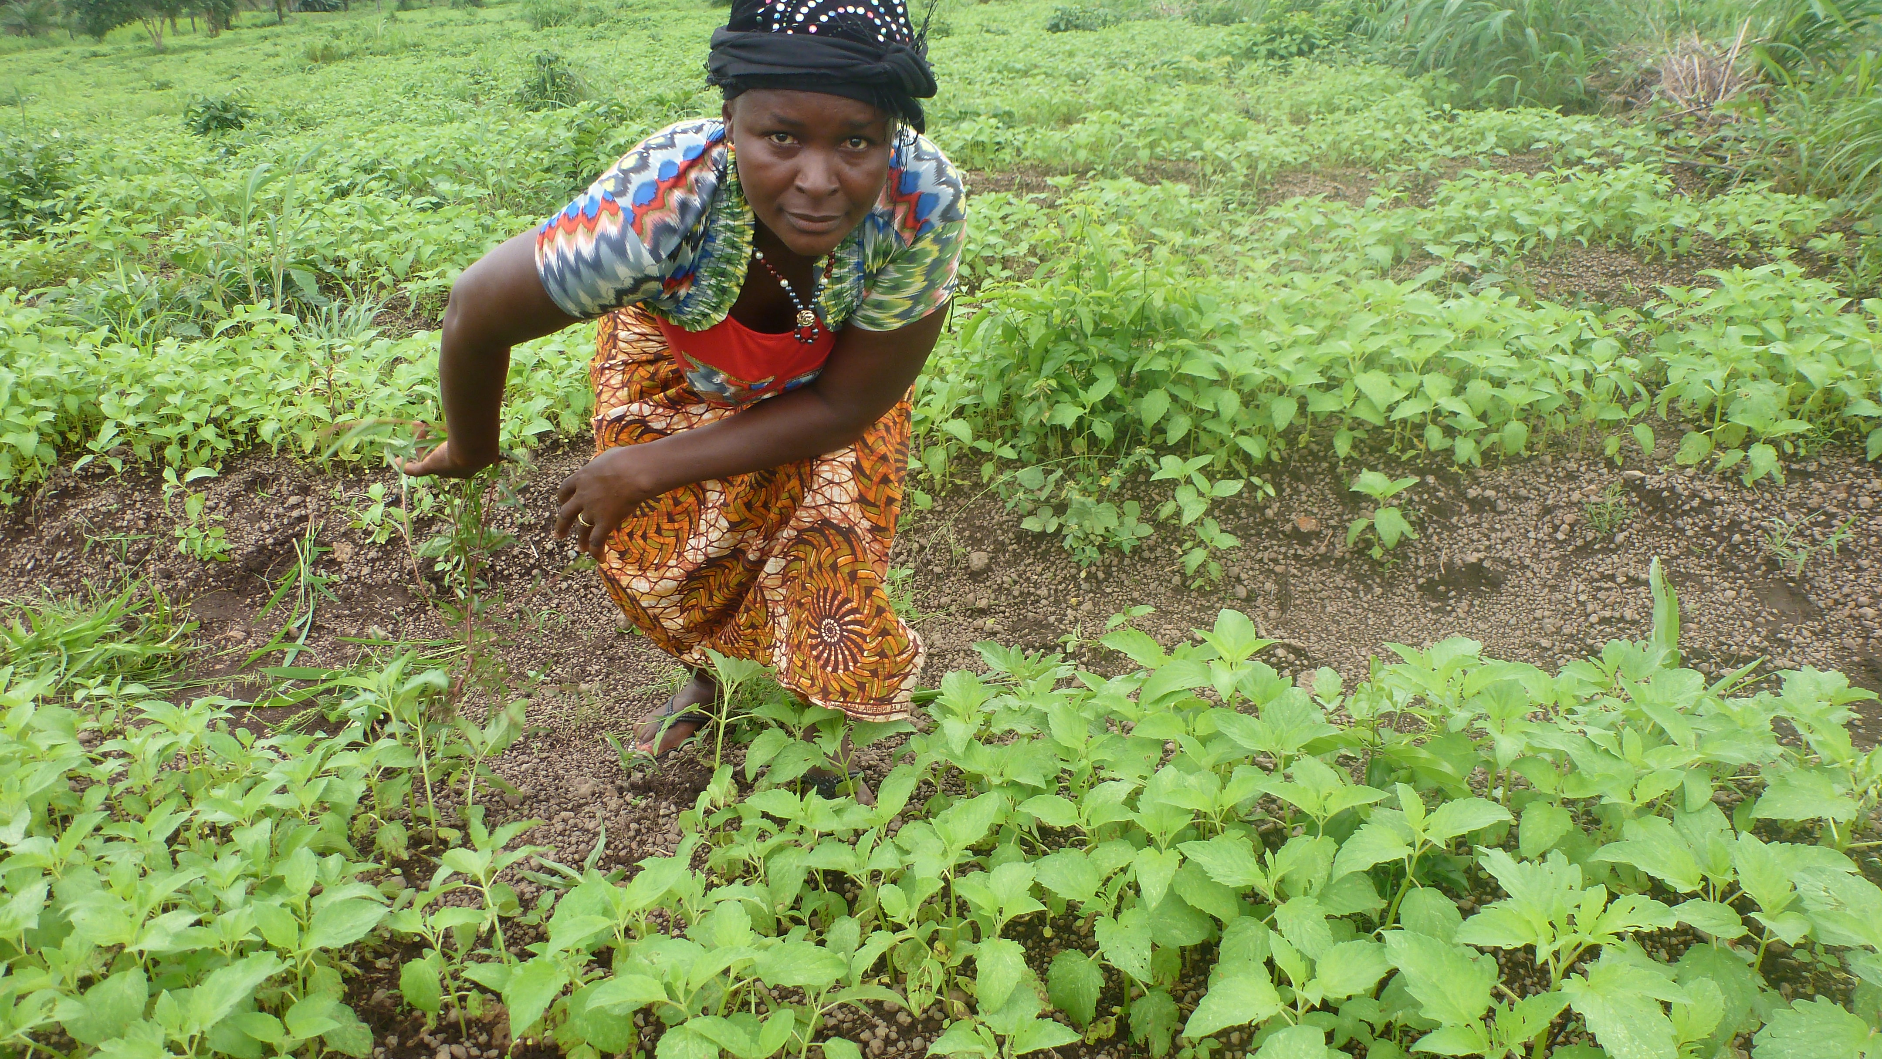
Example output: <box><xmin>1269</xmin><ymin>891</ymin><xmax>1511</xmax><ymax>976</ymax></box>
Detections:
<box><xmin>589</xmin><ymin>306</ymin><xmax>922</xmax><ymax>721</ymax></box>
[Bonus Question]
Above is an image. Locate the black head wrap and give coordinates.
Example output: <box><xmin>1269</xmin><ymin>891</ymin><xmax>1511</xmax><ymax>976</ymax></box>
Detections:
<box><xmin>708</xmin><ymin>0</ymin><xmax>938</xmax><ymax>132</ymax></box>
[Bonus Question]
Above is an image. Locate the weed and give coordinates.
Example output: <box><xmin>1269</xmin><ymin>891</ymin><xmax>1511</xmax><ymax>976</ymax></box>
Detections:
<box><xmin>1582</xmin><ymin>480</ymin><xmax>1634</xmax><ymax>536</ymax></box>
<box><xmin>182</xmin><ymin>93</ymin><xmax>256</xmax><ymax>135</ymax></box>
<box><xmin>514</xmin><ymin>51</ymin><xmax>591</xmax><ymax>108</ymax></box>
<box><xmin>1762</xmin><ymin>508</ymin><xmax>1860</xmax><ymax>576</ymax></box>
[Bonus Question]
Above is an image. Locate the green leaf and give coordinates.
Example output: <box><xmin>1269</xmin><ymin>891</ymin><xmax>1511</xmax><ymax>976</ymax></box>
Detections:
<box><xmin>1134</xmin><ymin>847</ymin><xmax>1182</xmax><ymax>911</ymax></box>
<box><xmin>1311</xmin><ymin>939</ymin><xmax>1391</xmax><ymax>1001</ymax></box>
<box><xmin>821</xmin><ymin>1040</ymin><xmax>864</xmax><ymax>1059</ymax></box>
<box><xmin>929</xmin><ymin>1019</ymin><xmax>997</xmax><ymax>1057</ymax></box>
<box><xmin>398</xmin><ymin>957</ymin><xmax>442</xmax><ymax>1016</ymax></box>
<box><xmin>1593</xmin><ymin>817</ymin><xmax>1704</xmax><ymax>894</ymax></box>
<box><xmin>503</xmin><ymin>957</ymin><xmax>570</xmax><ymax>1039</ymax></box>
<box><xmin>283</xmin><ymin>995</ymin><xmax>342</xmax><ymax>1040</ymax></box>
<box><xmin>1254</xmin><ymin>1023</ymin><xmax>1330</xmax><ymax>1059</ymax></box>
<box><xmin>1010</xmin><ymin>1017</ymin><xmax>1081</xmax><ymax>1055</ymax></box>
<box><xmin>1673</xmin><ymin>900</ymin><xmax>1746</xmax><ymax>940</ymax></box>
<box><xmin>1179</xmin><ymin>833</ymin><xmax>1268</xmax><ymax>888</ymax></box>
<box><xmin>1562</xmin><ymin>955</ymin><xmax>1680</xmax><ymax>1059</ymax></box>
<box><xmin>757</xmin><ymin>941</ymin><xmax>849</xmax><ymax>991</ymax></box>
<box><xmin>1382</xmin><ymin>931</ymin><xmax>1494</xmax><ymax>1027</ymax></box>
<box><xmin>1752</xmin><ymin>998</ymin><xmax>1878</xmax><ymax>1059</ymax></box>
<box><xmin>1018</xmin><ymin>794</ymin><xmax>1079</xmax><ymax>829</ymax></box>
<box><xmin>61</xmin><ymin>968</ymin><xmax>148</xmax><ymax>1046</ymax></box>
<box><xmin>1130</xmin><ymin>989</ymin><xmax>1179</xmax><ymax>1058</ymax></box>
<box><xmin>1396</xmin><ymin>888</ymin><xmax>1462</xmax><ymax>943</ymax></box>
<box><xmin>1095</xmin><ymin>915</ymin><xmax>1152</xmax><ymax>982</ymax></box>
<box><xmin>1329</xmin><ymin>821</ymin><xmax>1410</xmax><ymax>881</ymax></box>
<box><xmin>1183</xmin><ymin>970</ymin><xmax>1281</xmax><ymax>1039</ymax></box>
<box><xmin>184</xmin><ymin>953</ymin><xmax>283</xmax><ymax>1035</ymax></box>
<box><xmin>1755</xmin><ymin>770</ymin><xmax>1859</xmax><ymax>824</ymax></box>
<box><xmin>657</xmin><ymin>1024</ymin><xmax>721</xmax><ymax>1059</ymax></box>
<box><xmin>974</xmin><ymin>938</ymin><xmax>1027</xmax><ymax>1014</ymax></box>
<box><xmin>1047</xmin><ymin>950</ymin><xmax>1102</xmax><ymax>1029</ymax></box>
<box><xmin>305</xmin><ymin>899</ymin><xmax>387</xmax><ymax>951</ymax></box>
<box><xmin>1423</xmin><ymin>798</ymin><xmax>1511</xmax><ymax>843</ymax></box>
<box><xmin>1519</xmin><ymin>802</ymin><xmax>1572</xmax><ymax>859</ymax></box>
<box><xmin>587</xmin><ymin>973</ymin><xmax>670</xmax><ymax>1014</ymax></box>
<box><xmin>1372</xmin><ymin>506</ymin><xmax>1415</xmax><ymax>550</ymax></box>
<box><xmin>1035</xmin><ymin>848</ymin><xmax>1101</xmax><ymax>906</ymax></box>
<box><xmin>1675</xmin><ymin>431</ymin><xmax>1713</xmax><ymax>466</ymax></box>
<box><xmin>1412</xmin><ymin>1024</ymin><xmax>1493</xmax><ymax>1056</ymax></box>
<box><xmin>1675</xmin><ymin>945</ymin><xmax>1763</xmax><ymax>1042</ymax></box>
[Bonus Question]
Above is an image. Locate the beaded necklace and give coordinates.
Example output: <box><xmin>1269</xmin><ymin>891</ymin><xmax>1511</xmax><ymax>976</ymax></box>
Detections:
<box><xmin>752</xmin><ymin>247</ymin><xmax>834</xmax><ymax>344</ymax></box>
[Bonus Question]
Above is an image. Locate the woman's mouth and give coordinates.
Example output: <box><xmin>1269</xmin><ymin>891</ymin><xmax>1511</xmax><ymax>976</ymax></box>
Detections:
<box><xmin>784</xmin><ymin>211</ymin><xmax>844</xmax><ymax>234</ymax></box>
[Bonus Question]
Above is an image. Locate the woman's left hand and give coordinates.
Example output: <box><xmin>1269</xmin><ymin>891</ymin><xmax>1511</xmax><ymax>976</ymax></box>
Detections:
<box><xmin>555</xmin><ymin>446</ymin><xmax>664</xmax><ymax>560</ymax></box>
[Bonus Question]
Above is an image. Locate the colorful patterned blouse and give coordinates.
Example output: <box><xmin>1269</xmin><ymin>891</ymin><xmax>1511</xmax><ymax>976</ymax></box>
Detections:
<box><xmin>535</xmin><ymin>117</ymin><xmax>966</xmax><ymax>334</ymax></box>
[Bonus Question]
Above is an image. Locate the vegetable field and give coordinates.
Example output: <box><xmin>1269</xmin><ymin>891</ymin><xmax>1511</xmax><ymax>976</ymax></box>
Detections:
<box><xmin>6</xmin><ymin>2</ymin><xmax>1882</xmax><ymax>1059</ymax></box>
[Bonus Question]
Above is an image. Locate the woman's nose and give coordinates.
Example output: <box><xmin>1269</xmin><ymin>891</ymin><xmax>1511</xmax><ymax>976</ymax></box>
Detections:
<box><xmin>793</xmin><ymin>152</ymin><xmax>842</xmax><ymax>196</ymax></box>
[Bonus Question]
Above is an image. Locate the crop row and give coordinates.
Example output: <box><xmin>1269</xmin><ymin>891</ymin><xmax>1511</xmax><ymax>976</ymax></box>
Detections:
<box><xmin>4</xmin><ymin>577</ymin><xmax>1879</xmax><ymax>1059</ymax></box>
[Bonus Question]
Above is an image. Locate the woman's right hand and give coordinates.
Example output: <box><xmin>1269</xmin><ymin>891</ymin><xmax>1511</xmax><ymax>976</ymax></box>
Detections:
<box><xmin>401</xmin><ymin>433</ymin><xmax>492</xmax><ymax>478</ymax></box>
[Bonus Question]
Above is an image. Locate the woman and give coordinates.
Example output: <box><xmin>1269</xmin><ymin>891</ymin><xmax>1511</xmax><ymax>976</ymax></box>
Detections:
<box><xmin>404</xmin><ymin>0</ymin><xmax>964</xmax><ymax>802</ymax></box>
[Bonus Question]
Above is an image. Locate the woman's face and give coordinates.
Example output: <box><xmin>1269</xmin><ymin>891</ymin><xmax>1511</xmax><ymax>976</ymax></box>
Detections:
<box><xmin>724</xmin><ymin>89</ymin><xmax>895</xmax><ymax>259</ymax></box>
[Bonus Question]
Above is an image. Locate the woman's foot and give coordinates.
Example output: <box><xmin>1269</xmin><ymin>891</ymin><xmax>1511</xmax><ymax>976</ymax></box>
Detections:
<box><xmin>804</xmin><ymin>766</ymin><xmax>875</xmax><ymax>805</ymax></box>
<box><xmin>633</xmin><ymin>670</ymin><xmax>717</xmax><ymax>757</ymax></box>
<box><xmin>803</xmin><ymin>730</ymin><xmax>874</xmax><ymax>805</ymax></box>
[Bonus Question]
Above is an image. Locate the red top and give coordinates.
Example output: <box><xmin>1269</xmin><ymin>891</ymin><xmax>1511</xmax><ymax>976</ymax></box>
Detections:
<box><xmin>656</xmin><ymin>313</ymin><xmax>835</xmax><ymax>408</ymax></box>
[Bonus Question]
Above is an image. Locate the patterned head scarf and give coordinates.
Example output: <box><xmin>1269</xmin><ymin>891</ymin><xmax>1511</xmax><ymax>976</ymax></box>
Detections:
<box><xmin>707</xmin><ymin>0</ymin><xmax>939</xmax><ymax>133</ymax></box>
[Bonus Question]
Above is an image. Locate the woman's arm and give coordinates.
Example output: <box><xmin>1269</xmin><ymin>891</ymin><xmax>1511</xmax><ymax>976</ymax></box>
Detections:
<box><xmin>403</xmin><ymin>231</ymin><xmax>579</xmax><ymax>477</ymax></box>
<box><xmin>554</xmin><ymin>303</ymin><xmax>949</xmax><ymax>557</ymax></box>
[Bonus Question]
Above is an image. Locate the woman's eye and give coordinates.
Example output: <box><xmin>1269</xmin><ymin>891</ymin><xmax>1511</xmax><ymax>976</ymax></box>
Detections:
<box><xmin>768</xmin><ymin>132</ymin><xmax>795</xmax><ymax>146</ymax></box>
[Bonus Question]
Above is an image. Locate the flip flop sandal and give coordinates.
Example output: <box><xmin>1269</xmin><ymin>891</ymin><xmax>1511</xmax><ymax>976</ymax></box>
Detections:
<box><xmin>803</xmin><ymin>768</ymin><xmax>868</xmax><ymax>801</ymax></box>
<box><xmin>634</xmin><ymin>698</ymin><xmax>713</xmax><ymax>758</ymax></box>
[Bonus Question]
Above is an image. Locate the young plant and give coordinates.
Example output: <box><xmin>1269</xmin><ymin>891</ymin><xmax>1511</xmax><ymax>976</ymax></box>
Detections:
<box><xmin>1347</xmin><ymin>471</ymin><xmax>1419</xmax><ymax>561</ymax></box>
<box><xmin>1582</xmin><ymin>480</ymin><xmax>1634</xmax><ymax>537</ymax></box>
<box><xmin>1763</xmin><ymin>510</ymin><xmax>1860</xmax><ymax>577</ymax></box>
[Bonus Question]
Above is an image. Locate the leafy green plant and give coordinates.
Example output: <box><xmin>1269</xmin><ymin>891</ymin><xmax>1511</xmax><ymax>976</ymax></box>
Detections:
<box><xmin>1346</xmin><ymin>470</ymin><xmax>1418</xmax><ymax>560</ymax></box>
<box><xmin>1045</xmin><ymin>2</ymin><xmax>1120</xmax><ymax>31</ymax></box>
<box><xmin>514</xmin><ymin>51</ymin><xmax>592</xmax><ymax>109</ymax></box>
<box><xmin>183</xmin><ymin>93</ymin><xmax>257</xmax><ymax>135</ymax></box>
<box><xmin>0</xmin><ymin>128</ymin><xmax>72</xmax><ymax>237</ymax></box>
<box><xmin>163</xmin><ymin>469</ymin><xmax>232</xmax><ymax>562</ymax></box>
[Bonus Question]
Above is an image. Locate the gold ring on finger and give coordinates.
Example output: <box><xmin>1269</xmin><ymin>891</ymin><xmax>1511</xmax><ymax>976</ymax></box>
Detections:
<box><xmin>577</xmin><ymin>513</ymin><xmax>593</xmax><ymax>527</ymax></box>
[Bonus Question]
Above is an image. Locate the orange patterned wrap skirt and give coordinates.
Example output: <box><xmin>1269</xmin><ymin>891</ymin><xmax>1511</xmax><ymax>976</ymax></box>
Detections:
<box><xmin>590</xmin><ymin>306</ymin><xmax>922</xmax><ymax>722</ymax></box>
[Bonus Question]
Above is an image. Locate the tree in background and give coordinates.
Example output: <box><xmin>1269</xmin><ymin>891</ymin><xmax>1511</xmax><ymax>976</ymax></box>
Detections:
<box><xmin>1</xmin><ymin>0</ymin><xmax>61</xmax><ymax>34</ymax></box>
<box><xmin>58</xmin><ymin>0</ymin><xmax>196</xmax><ymax>45</ymax></box>
<box><xmin>63</xmin><ymin>0</ymin><xmax>130</xmax><ymax>39</ymax></box>
<box><xmin>198</xmin><ymin>0</ymin><xmax>235</xmax><ymax>34</ymax></box>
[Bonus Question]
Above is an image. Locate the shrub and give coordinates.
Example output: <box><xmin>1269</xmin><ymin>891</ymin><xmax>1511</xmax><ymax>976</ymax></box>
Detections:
<box><xmin>518</xmin><ymin>0</ymin><xmax>577</xmax><ymax>27</ymax></box>
<box><xmin>1046</xmin><ymin>2</ymin><xmax>1119</xmax><ymax>30</ymax></box>
<box><xmin>514</xmin><ymin>52</ymin><xmax>590</xmax><ymax>110</ymax></box>
<box><xmin>1217</xmin><ymin>0</ymin><xmax>1371</xmax><ymax>59</ymax></box>
<box><xmin>1376</xmin><ymin>0</ymin><xmax>1609</xmax><ymax>110</ymax></box>
<box><xmin>0</xmin><ymin>130</ymin><xmax>73</xmax><ymax>237</ymax></box>
<box><xmin>183</xmin><ymin>94</ymin><xmax>256</xmax><ymax>135</ymax></box>
<box><xmin>1742</xmin><ymin>49</ymin><xmax>1882</xmax><ymax>214</ymax></box>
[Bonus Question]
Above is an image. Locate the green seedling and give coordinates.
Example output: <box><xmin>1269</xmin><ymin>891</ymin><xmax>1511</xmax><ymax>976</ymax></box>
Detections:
<box><xmin>1582</xmin><ymin>480</ymin><xmax>1633</xmax><ymax>537</ymax></box>
<box><xmin>1763</xmin><ymin>510</ymin><xmax>1860</xmax><ymax>577</ymax></box>
<box><xmin>1347</xmin><ymin>471</ymin><xmax>1419</xmax><ymax>560</ymax></box>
